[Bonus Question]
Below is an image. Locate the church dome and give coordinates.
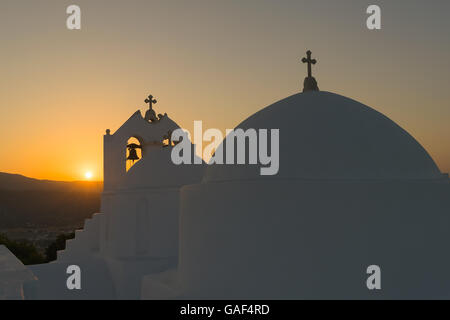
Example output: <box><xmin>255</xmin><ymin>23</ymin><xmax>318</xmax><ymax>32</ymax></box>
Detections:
<box><xmin>204</xmin><ymin>91</ymin><xmax>442</xmax><ymax>182</ymax></box>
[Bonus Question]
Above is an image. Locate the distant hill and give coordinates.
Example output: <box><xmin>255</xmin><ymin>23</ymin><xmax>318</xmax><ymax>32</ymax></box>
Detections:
<box><xmin>0</xmin><ymin>172</ymin><xmax>102</xmax><ymax>228</ymax></box>
<box><xmin>0</xmin><ymin>172</ymin><xmax>102</xmax><ymax>192</ymax></box>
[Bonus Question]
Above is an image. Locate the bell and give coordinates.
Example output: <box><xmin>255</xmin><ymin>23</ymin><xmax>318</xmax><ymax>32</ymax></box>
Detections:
<box><xmin>127</xmin><ymin>147</ymin><xmax>140</xmax><ymax>162</ymax></box>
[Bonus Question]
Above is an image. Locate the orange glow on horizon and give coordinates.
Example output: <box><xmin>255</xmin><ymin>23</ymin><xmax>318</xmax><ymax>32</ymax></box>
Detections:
<box><xmin>0</xmin><ymin>1</ymin><xmax>449</xmax><ymax>181</ymax></box>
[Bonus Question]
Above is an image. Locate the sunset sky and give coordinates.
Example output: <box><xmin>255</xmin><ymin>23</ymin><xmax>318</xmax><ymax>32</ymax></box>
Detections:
<box><xmin>1</xmin><ymin>0</ymin><xmax>449</xmax><ymax>181</ymax></box>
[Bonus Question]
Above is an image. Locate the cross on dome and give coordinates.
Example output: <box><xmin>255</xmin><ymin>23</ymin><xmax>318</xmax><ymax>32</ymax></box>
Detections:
<box><xmin>301</xmin><ymin>50</ymin><xmax>317</xmax><ymax>78</ymax></box>
<box><xmin>301</xmin><ymin>50</ymin><xmax>320</xmax><ymax>92</ymax></box>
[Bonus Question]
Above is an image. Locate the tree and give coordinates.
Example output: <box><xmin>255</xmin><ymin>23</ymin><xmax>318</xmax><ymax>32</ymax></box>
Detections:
<box><xmin>0</xmin><ymin>233</ymin><xmax>46</xmax><ymax>265</ymax></box>
<box><xmin>45</xmin><ymin>232</ymin><xmax>75</xmax><ymax>262</ymax></box>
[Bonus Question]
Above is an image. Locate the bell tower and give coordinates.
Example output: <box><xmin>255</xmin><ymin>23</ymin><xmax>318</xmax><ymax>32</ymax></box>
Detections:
<box><xmin>102</xmin><ymin>95</ymin><xmax>180</xmax><ymax>192</ymax></box>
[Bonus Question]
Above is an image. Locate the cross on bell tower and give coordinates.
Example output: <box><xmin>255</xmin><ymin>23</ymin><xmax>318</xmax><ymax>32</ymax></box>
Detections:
<box><xmin>145</xmin><ymin>95</ymin><xmax>157</xmax><ymax>110</ymax></box>
<box><xmin>144</xmin><ymin>94</ymin><xmax>159</xmax><ymax>122</ymax></box>
<box><xmin>301</xmin><ymin>50</ymin><xmax>319</xmax><ymax>92</ymax></box>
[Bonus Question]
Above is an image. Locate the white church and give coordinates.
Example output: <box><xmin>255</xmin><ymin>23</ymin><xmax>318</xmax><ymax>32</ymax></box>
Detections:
<box><xmin>1</xmin><ymin>51</ymin><xmax>449</xmax><ymax>299</ymax></box>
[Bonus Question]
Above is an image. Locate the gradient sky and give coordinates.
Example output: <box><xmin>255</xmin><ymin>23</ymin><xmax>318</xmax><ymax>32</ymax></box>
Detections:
<box><xmin>0</xmin><ymin>0</ymin><xmax>449</xmax><ymax>181</ymax></box>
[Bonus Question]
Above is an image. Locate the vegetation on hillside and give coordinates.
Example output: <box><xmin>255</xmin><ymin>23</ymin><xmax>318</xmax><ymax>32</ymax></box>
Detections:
<box><xmin>44</xmin><ymin>232</ymin><xmax>75</xmax><ymax>262</ymax></box>
<box><xmin>0</xmin><ymin>233</ymin><xmax>45</xmax><ymax>265</ymax></box>
<box><xmin>0</xmin><ymin>232</ymin><xmax>76</xmax><ymax>265</ymax></box>
<box><xmin>0</xmin><ymin>173</ymin><xmax>99</xmax><ymax>265</ymax></box>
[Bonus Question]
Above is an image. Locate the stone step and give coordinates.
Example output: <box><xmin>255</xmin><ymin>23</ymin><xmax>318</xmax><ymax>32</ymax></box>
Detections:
<box><xmin>83</xmin><ymin>218</ymin><xmax>92</xmax><ymax>232</ymax></box>
<box><xmin>57</xmin><ymin>213</ymin><xmax>104</xmax><ymax>261</ymax></box>
<box><xmin>56</xmin><ymin>249</ymin><xmax>66</xmax><ymax>261</ymax></box>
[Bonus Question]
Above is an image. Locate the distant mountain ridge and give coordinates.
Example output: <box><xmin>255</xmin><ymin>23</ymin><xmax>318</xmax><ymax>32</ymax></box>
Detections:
<box><xmin>0</xmin><ymin>172</ymin><xmax>103</xmax><ymax>192</ymax></box>
<box><xmin>0</xmin><ymin>172</ymin><xmax>102</xmax><ymax>228</ymax></box>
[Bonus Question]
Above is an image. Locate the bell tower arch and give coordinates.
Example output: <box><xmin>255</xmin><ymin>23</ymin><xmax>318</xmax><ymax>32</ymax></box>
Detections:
<box><xmin>126</xmin><ymin>136</ymin><xmax>144</xmax><ymax>172</ymax></box>
<box><xmin>103</xmin><ymin>99</ymin><xmax>180</xmax><ymax>192</ymax></box>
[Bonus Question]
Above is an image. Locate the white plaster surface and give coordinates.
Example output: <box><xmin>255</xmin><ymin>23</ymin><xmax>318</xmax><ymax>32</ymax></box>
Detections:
<box><xmin>2</xmin><ymin>91</ymin><xmax>448</xmax><ymax>299</ymax></box>
<box><xmin>0</xmin><ymin>245</ymin><xmax>36</xmax><ymax>300</ymax></box>
<box><xmin>204</xmin><ymin>91</ymin><xmax>443</xmax><ymax>182</ymax></box>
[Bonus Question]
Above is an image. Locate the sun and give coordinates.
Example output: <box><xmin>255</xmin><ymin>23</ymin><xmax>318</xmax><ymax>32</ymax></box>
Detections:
<box><xmin>84</xmin><ymin>171</ymin><xmax>93</xmax><ymax>180</ymax></box>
